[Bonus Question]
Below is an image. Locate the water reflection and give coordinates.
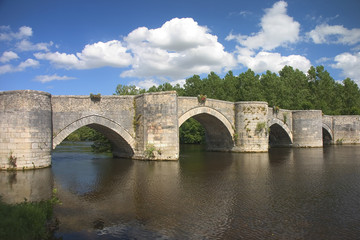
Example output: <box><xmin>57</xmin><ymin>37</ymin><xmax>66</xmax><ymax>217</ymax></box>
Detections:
<box><xmin>0</xmin><ymin>168</ymin><xmax>52</xmax><ymax>203</ymax></box>
<box><xmin>1</xmin><ymin>143</ymin><xmax>360</xmax><ymax>239</ymax></box>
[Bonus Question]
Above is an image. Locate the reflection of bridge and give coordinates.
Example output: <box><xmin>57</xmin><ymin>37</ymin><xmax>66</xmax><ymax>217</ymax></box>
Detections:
<box><xmin>1</xmin><ymin>90</ymin><xmax>360</xmax><ymax>169</ymax></box>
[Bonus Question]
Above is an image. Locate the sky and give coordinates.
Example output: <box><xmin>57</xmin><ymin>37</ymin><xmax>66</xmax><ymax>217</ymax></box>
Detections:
<box><xmin>0</xmin><ymin>0</ymin><xmax>359</xmax><ymax>95</ymax></box>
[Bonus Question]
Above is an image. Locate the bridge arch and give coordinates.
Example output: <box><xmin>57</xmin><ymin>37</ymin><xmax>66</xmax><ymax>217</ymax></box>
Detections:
<box><xmin>179</xmin><ymin>107</ymin><xmax>234</xmax><ymax>151</ymax></box>
<box><xmin>268</xmin><ymin>118</ymin><xmax>293</xmax><ymax>147</ymax></box>
<box><xmin>322</xmin><ymin>123</ymin><xmax>333</xmax><ymax>145</ymax></box>
<box><xmin>53</xmin><ymin>115</ymin><xmax>136</xmax><ymax>158</ymax></box>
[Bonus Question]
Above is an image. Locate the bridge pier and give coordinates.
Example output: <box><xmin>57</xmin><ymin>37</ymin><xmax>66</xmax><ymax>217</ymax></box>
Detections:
<box><xmin>134</xmin><ymin>91</ymin><xmax>179</xmax><ymax>160</ymax></box>
<box><xmin>234</xmin><ymin>102</ymin><xmax>269</xmax><ymax>152</ymax></box>
<box><xmin>0</xmin><ymin>90</ymin><xmax>52</xmax><ymax>170</ymax></box>
<box><xmin>292</xmin><ymin>110</ymin><xmax>323</xmax><ymax>147</ymax></box>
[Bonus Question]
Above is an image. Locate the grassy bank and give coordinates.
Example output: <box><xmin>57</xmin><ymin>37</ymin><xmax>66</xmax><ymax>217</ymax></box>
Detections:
<box><xmin>0</xmin><ymin>189</ymin><xmax>60</xmax><ymax>240</ymax></box>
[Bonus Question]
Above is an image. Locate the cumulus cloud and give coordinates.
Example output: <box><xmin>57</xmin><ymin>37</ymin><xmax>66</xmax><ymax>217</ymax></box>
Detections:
<box><xmin>34</xmin><ymin>18</ymin><xmax>236</xmax><ymax>82</ymax></box>
<box><xmin>34</xmin><ymin>74</ymin><xmax>76</xmax><ymax>83</ymax></box>
<box><xmin>34</xmin><ymin>40</ymin><xmax>132</xmax><ymax>69</ymax></box>
<box><xmin>226</xmin><ymin>1</ymin><xmax>300</xmax><ymax>51</ymax></box>
<box><xmin>0</xmin><ymin>26</ymin><xmax>32</xmax><ymax>41</ymax></box>
<box><xmin>307</xmin><ymin>24</ymin><xmax>360</xmax><ymax>45</ymax></box>
<box><xmin>237</xmin><ymin>51</ymin><xmax>311</xmax><ymax>73</ymax></box>
<box><xmin>17</xmin><ymin>39</ymin><xmax>53</xmax><ymax>52</ymax></box>
<box><xmin>0</xmin><ymin>51</ymin><xmax>19</xmax><ymax>63</ymax></box>
<box><xmin>0</xmin><ymin>58</ymin><xmax>39</xmax><ymax>74</ymax></box>
<box><xmin>122</xmin><ymin>17</ymin><xmax>236</xmax><ymax>80</ymax></box>
<box><xmin>226</xmin><ymin>1</ymin><xmax>309</xmax><ymax>74</ymax></box>
<box><xmin>133</xmin><ymin>79</ymin><xmax>158</xmax><ymax>89</ymax></box>
<box><xmin>332</xmin><ymin>52</ymin><xmax>360</xmax><ymax>84</ymax></box>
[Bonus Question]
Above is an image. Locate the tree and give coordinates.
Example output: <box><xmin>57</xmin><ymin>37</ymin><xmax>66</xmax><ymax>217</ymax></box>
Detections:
<box><xmin>115</xmin><ymin>84</ymin><xmax>145</xmax><ymax>95</ymax></box>
<box><xmin>237</xmin><ymin>69</ymin><xmax>263</xmax><ymax>101</ymax></box>
<box><xmin>341</xmin><ymin>78</ymin><xmax>360</xmax><ymax>115</ymax></box>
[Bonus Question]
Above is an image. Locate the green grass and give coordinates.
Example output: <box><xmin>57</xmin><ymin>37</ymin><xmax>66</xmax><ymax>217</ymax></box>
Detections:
<box><xmin>0</xmin><ymin>190</ymin><xmax>60</xmax><ymax>240</ymax></box>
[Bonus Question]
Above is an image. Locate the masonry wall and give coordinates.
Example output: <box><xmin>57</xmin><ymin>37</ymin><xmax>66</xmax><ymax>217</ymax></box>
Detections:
<box><xmin>0</xmin><ymin>90</ymin><xmax>52</xmax><ymax>169</ymax></box>
<box><xmin>52</xmin><ymin>95</ymin><xmax>135</xmax><ymax>141</ymax></box>
<box><xmin>177</xmin><ymin>97</ymin><xmax>235</xmax><ymax>127</ymax></box>
<box><xmin>267</xmin><ymin>107</ymin><xmax>293</xmax><ymax>131</ymax></box>
<box><xmin>234</xmin><ymin>102</ymin><xmax>269</xmax><ymax>152</ymax></box>
<box><xmin>292</xmin><ymin>110</ymin><xmax>323</xmax><ymax>147</ymax></box>
<box><xmin>331</xmin><ymin>115</ymin><xmax>360</xmax><ymax>144</ymax></box>
<box><xmin>139</xmin><ymin>91</ymin><xmax>179</xmax><ymax>160</ymax></box>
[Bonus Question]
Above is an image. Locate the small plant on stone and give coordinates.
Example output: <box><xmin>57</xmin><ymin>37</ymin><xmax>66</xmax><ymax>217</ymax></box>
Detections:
<box><xmin>197</xmin><ymin>94</ymin><xmax>207</xmax><ymax>104</ymax></box>
<box><xmin>90</xmin><ymin>93</ymin><xmax>101</xmax><ymax>101</ymax></box>
<box><xmin>145</xmin><ymin>144</ymin><xmax>156</xmax><ymax>159</ymax></box>
<box><xmin>255</xmin><ymin>122</ymin><xmax>266</xmax><ymax>135</ymax></box>
<box><xmin>8</xmin><ymin>151</ymin><xmax>17</xmax><ymax>169</ymax></box>
<box><xmin>283</xmin><ymin>113</ymin><xmax>288</xmax><ymax>124</ymax></box>
<box><xmin>273</xmin><ymin>106</ymin><xmax>280</xmax><ymax>114</ymax></box>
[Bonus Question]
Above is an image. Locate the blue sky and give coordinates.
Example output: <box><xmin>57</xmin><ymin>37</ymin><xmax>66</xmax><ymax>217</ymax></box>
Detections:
<box><xmin>0</xmin><ymin>0</ymin><xmax>359</xmax><ymax>95</ymax></box>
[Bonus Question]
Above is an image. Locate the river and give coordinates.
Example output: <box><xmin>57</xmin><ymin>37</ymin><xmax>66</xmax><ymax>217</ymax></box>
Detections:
<box><xmin>1</xmin><ymin>142</ymin><xmax>360</xmax><ymax>239</ymax></box>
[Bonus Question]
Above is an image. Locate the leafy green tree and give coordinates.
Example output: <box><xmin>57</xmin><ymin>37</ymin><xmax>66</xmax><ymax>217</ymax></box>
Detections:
<box><xmin>222</xmin><ymin>71</ymin><xmax>239</xmax><ymax>102</ymax></box>
<box><xmin>183</xmin><ymin>75</ymin><xmax>204</xmax><ymax>97</ymax></box>
<box><xmin>237</xmin><ymin>69</ymin><xmax>263</xmax><ymax>101</ymax></box>
<box><xmin>179</xmin><ymin>118</ymin><xmax>205</xmax><ymax>144</ymax></box>
<box><xmin>341</xmin><ymin>78</ymin><xmax>360</xmax><ymax>114</ymax></box>
<box><xmin>115</xmin><ymin>84</ymin><xmax>145</xmax><ymax>95</ymax></box>
<box><xmin>308</xmin><ymin>66</ymin><xmax>342</xmax><ymax>115</ymax></box>
<box><xmin>278</xmin><ymin>66</ymin><xmax>311</xmax><ymax>110</ymax></box>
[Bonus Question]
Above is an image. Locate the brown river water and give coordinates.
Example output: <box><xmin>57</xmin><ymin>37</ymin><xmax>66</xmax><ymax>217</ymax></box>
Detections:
<box><xmin>1</xmin><ymin>142</ymin><xmax>360</xmax><ymax>239</ymax></box>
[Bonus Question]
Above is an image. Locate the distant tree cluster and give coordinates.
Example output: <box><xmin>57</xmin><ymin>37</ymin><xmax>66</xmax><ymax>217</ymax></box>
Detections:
<box><xmin>117</xmin><ymin>65</ymin><xmax>359</xmax><ymax>115</ymax></box>
<box><xmin>115</xmin><ymin>65</ymin><xmax>360</xmax><ymax>145</ymax></box>
<box><xmin>65</xmin><ymin>126</ymin><xmax>111</xmax><ymax>153</ymax></box>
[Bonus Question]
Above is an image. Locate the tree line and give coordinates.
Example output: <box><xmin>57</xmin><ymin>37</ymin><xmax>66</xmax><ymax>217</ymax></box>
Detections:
<box><xmin>117</xmin><ymin>65</ymin><xmax>360</xmax><ymax>115</ymax></box>
<box><xmin>67</xmin><ymin>65</ymin><xmax>360</xmax><ymax>150</ymax></box>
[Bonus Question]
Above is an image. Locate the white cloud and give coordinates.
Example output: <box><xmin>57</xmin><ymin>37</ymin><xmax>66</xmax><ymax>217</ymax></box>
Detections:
<box><xmin>134</xmin><ymin>79</ymin><xmax>158</xmax><ymax>89</ymax></box>
<box><xmin>315</xmin><ymin>57</ymin><xmax>332</xmax><ymax>64</ymax></box>
<box><xmin>169</xmin><ymin>79</ymin><xmax>186</xmax><ymax>87</ymax></box>
<box><xmin>226</xmin><ymin>1</ymin><xmax>300</xmax><ymax>51</ymax></box>
<box><xmin>34</xmin><ymin>40</ymin><xmax>132</xmax><ymax>69</ymax></box>
<box><xmin>0</xmin><ymin>58</ymin><xmax>39</xmax><ymax>74</ymax></box>
<box><xmin>34</xmin><ymin>74</ymin><xmax>76</xmax><ymax>83</ymax></box>
<box><xmin>237</xmin><ymin>51</ymin><xmax>311</xmax><ymax>73</ymax></box>
<box><xmin>0</xmin><ymin>26</ymin><xmax>32</xmax><ymax>41</ymax></box>
<box><xmin>332</xmin><ymin>52</ymin><xmax>360</xmax><ymax>84</ymax></box>
<box><xmin>17</xmin><ymin>39</ymin><xmax>53</xmax><ymax>52</ymax></box>
<box><xmin>122</xmin><ymin>17</ymin><xmax>236</xmax><ymax>80</ymax></box>
<box><xmin>0</xmin><ymin>51</ymin><xmax>19</xmax><ymax>63</ymax></box>
<box><xmin>307</xmin><ymin>24</ymin><xmax>360</xmax><ymax>45</ymax></box>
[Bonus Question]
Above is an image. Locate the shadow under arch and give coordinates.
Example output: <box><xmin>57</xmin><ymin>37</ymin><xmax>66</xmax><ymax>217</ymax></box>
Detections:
<box><xmin>178</xmin><ymin>107</ymin><xmax>234</xmax><ymax>151</ymax></box>
<box><xmin>322</xmin><ymin>123</ymin><xmax>333</xmax><ymax>145</ymax></box>
<box><xmin>53</xmin><ymin>115</ymin><xmax>135</xmax><ymax>158</ymax></box>
<box><xmin>268</xmin><ymin>118</ymin><xmax>293</xmax><ymax>147</ymax></box>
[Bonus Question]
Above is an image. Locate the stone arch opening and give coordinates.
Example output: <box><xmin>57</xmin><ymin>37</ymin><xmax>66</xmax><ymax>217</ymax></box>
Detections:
<box><xmin>322</xmin><ymin>124</ymin><xmax>333</xmax><ymax>145</ymax></box>
<box><xmin>179</xmin><ymin>107</ymin><xmax>234</xmax><ymax>151</ymax></box>
<box><xmin>53</xmin><ymin>115</ymin><xmax>135</xmax><ymax>158</ymax></box>
<box><xmin>269</xmin><ymin>121</ymin><xmax>293</xmax><ymax>147</ymax></box>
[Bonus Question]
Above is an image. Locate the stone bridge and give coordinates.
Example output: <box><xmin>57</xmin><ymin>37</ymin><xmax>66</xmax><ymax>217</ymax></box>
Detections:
<box><xmin>1</xmin><ymin>90</ymin><xmax>360</xmax><ymax>170</ymax></box>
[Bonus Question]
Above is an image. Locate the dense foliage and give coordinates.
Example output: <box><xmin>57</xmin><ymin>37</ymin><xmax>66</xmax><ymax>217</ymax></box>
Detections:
<box><xmin>128</xmin><ymin>66</ymin><xmax>359</xmax><ymax>115</ymax></box>
<box><xmin>65</xmin><ymin>126</ymin><xmax>112</xmax><ymax>153</ymax></box>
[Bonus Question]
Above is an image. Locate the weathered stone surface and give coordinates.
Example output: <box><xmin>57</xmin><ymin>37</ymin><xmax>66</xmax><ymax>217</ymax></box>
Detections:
<box><xmin>1</xmin><ymin>90</ymin><xmax>360</xmax><ymax>170</ymax></box>
<box><xmin>0</xmin><ymin>90</ymin><xmax>52</xmax><ymax>170</ymax></box>
<box><xmin>292</xmin><ymin>110</ymin><xmax>323</xmax><ymax>147</ymax></box>
<box><xmin>235</xmin><ymin>102</ymin><xmax>269</xmax><ymax>152</ymax></box>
